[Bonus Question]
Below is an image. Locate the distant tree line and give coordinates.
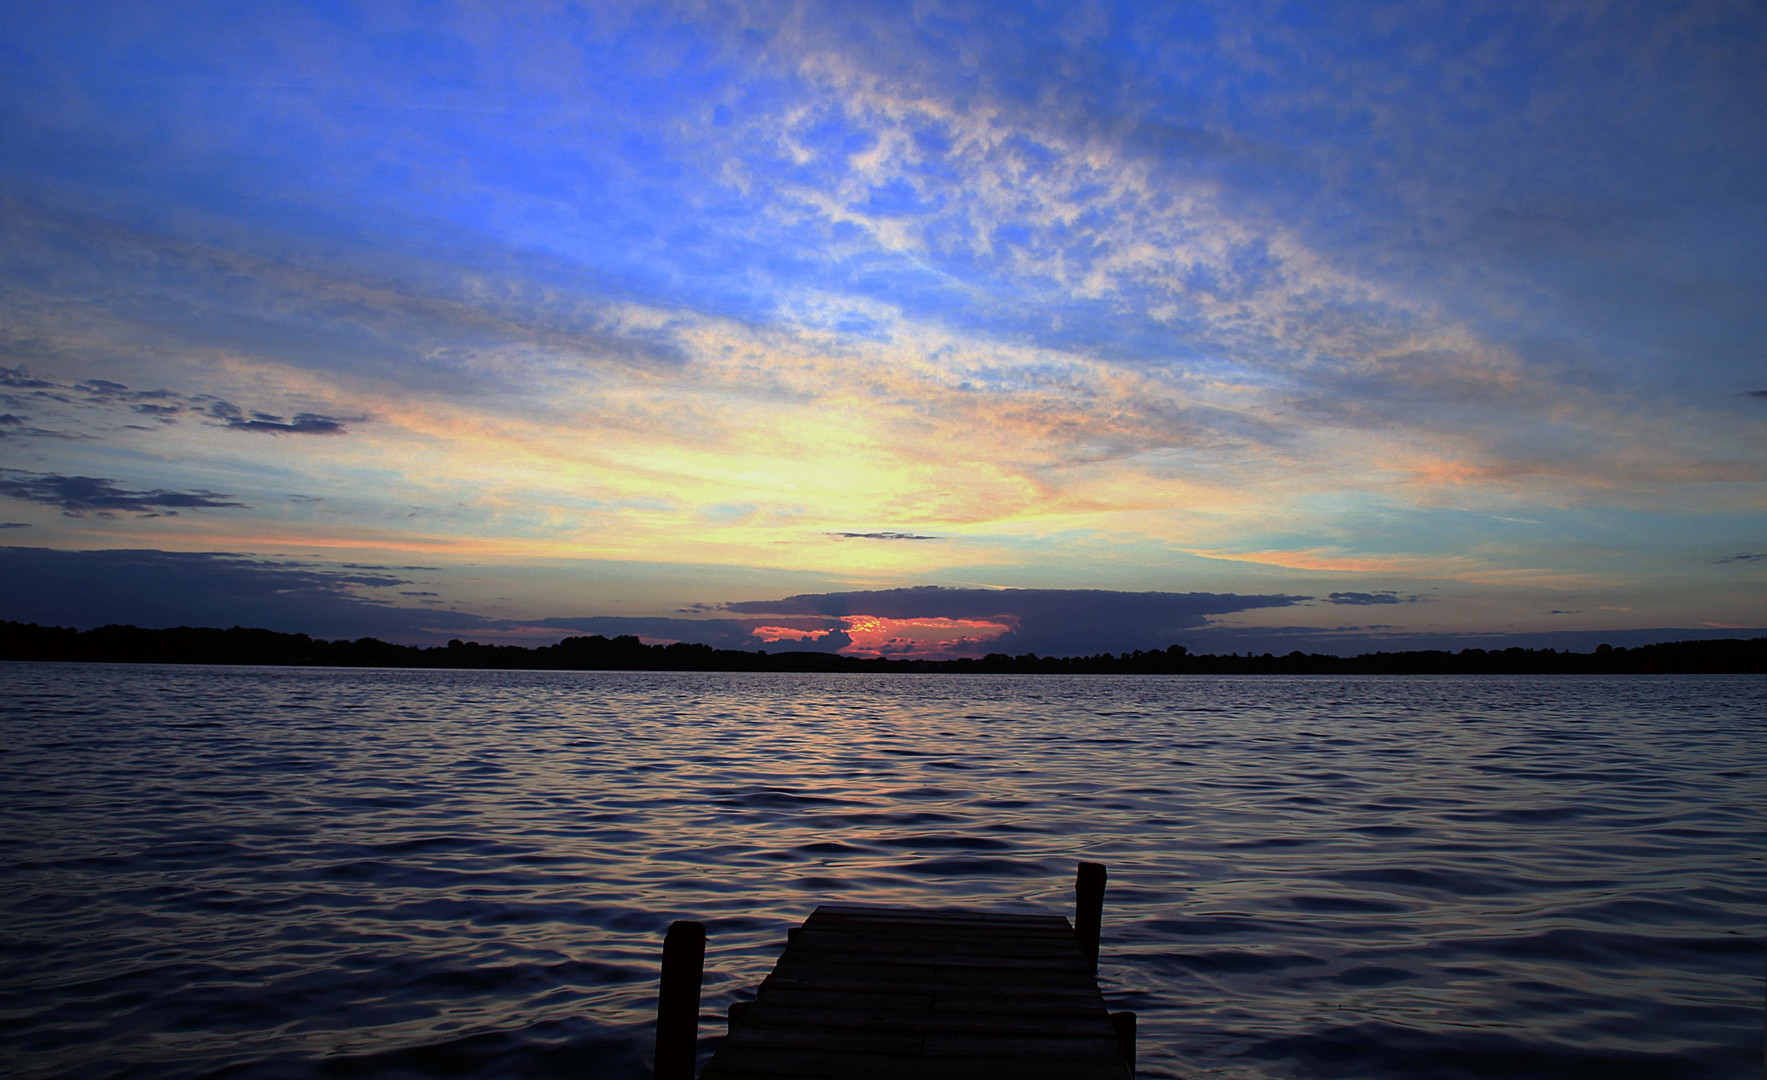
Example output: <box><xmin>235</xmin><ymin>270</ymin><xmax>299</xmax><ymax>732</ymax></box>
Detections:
<box><xmin>1</xmin><ymin>620</ymin><xmax>1763</xmax><ymax>673</ymax></box>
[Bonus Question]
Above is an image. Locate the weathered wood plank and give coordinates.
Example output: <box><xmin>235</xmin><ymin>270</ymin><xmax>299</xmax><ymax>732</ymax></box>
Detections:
<box><xmin>721</xmin><ymin>1025</ymin><xmax>924</xmax><ymax>1054</ymax></box>
<box><xmin>733</xmin><ymin>1005</ymin><xmax>1115</xmax><ymax>1038</ymax></box>
<box><xmin>699</xmin><ymin>904</ymin><xmax>1132</xmax><ymax>1080</ymax></box>
<box><xmin>785</xmin><ymin>934</ymin><xmax>1084</xmax><ymax>958</ymax></box>
<box><xmin>704</xmin><ymin>1046</ymin><xmax>1130</xmax><ymax>1080</ymax></box>
<box><xmin>757</xmin><ymin>987</ymin><xmax>1107</xmax><ymax>1015</ymax></box>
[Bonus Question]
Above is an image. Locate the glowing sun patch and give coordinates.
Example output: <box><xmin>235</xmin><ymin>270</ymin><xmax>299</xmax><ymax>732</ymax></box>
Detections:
<box><xmin>838</xmin><ymin>615</ymin><xmax>1012</xmax><ymax>658</ymax></box>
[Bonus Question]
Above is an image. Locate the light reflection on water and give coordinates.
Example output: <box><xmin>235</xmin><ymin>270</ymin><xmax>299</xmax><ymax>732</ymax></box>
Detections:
<box><xmin>3</xmin><ymin>665</ymin><xmax>1763</xmax><ymax>1079</ymax></box>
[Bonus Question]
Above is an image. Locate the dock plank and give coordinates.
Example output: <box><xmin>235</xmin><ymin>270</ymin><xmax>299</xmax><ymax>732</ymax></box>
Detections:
<box><xmin>699</xmin><ymin>905</ymin><xmax>1132</xmax><ymax>1080</ymax></box>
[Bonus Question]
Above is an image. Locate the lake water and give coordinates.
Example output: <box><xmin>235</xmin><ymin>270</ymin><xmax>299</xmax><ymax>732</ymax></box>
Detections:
<box><xmin>2</xmin><ymin>664</ymin><xmax>1763</xmax><ymax>1079</ymax></box>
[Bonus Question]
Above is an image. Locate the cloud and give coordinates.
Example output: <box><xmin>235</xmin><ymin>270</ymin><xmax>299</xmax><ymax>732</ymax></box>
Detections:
<box><xmin>0</xmin><ymin>366</ymin><xmax>361</xmax><ymax>439</ymax></box>
<box><xmin>1172</xmin><ymin>624</ymin><xmax>1767</xmax><ymax>658</ymax></box>
<box><xmin>1742</xmin><ymin>390</ymin><xmax>1767</xmax><ymax>399</ymax></box>
<box><xmin>192</xmin><ymin>398</ymin><xmax>354</xmax><ymax>434</ymax></box>
<box><xmin>0</xmin><ymin>522</ymin><xmax>29</xmax><ymax>528</ymax></box>
<box><xmin>720</xmin><ymin>586</ymin><xmax>1310</xmax><ymax>656</ymax></box>
<box><xmin>529</xmin><ymin>586</ymin><xmax>1318</xmax><ymax>659</ymax></box>
<box><xmin>827</xmin><ymin>531</ymin><xmax>941</xmax><ymax>541</ymax></box>
<box><xmin>0</xmin><ymin>412</ymin><xmax>86</xmax><ymax>440</ymax></box>
<box><xmin>6</xmin><ymin>547</ymin><xmax>1760</xmax><ymax>660</ymax></box>
<box><xmin>521</xmin><ymin>615</ymin><xmax>854</xmax><ymax>653</ymax></box>
<box><xmin>0</xmin><ymin>547</ymin><xmax>493</xmax><ymax>640</ymax></box>
<box><xmin>1716</xmin><ymin>552</ymin><xmax>1765</xmax><ymax>563</ymax></box>
<box><xmin>227</xmin><ymin>412</ymin><xmax>350</xmax><ymax>435</ymax></box>
<box><xmin>0</xmin><ymin>471</ymin><xmax>246</xmax><ymax>517</ymax></box>
<box><xmin>1325</xmin><ymin>591</ymin><xmax>1417</xmax><ymax>606</ymax></box>
<box><xmin>0</xmin><ymin>367</ymin><xmax>58</xmax><ymax>390</ymax></box>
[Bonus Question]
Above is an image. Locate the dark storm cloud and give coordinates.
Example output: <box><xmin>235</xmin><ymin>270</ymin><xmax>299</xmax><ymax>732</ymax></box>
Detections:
<box><xmin>723</xmin><ymin>586</ymin><xmax>1303</xmax><ymax>620</ymax></box>
<box><xmin>0</xmin><ymin>471</ymin><xmax>245</xmax><ymax>517</ymax></box>
<box><xmin>720</xmin><ymin>586</ymin><xmax>1310</xmax><ymax>656</ymax></box>
<box><xmin>0</xmin><ymin>547</ymin><xmax>495</xmax><ymax>641</ymax></box>
<box><xmin>827</xmin><ymin>531</ymin><xmax>942</xmax><ymax>541</ymax></box>
<box><xmin>9</xmin><ymin>549</ymin><xmax>1760</xmax><ymax>658</ymax></box>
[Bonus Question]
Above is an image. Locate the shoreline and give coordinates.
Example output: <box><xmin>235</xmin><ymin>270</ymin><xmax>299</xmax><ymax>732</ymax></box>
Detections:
<box><xmin>4</xmin><ymin>620</ymin><xmax>1763</xmax><ymax>674</ymax></box>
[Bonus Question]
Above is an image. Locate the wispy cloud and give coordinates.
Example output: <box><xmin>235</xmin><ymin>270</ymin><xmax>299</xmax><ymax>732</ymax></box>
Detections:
<box><xmin>0</xmin><ymin>471</ymin><xmax>246</xmax><ymax>517</ymax></box>
<box><xmin>207</xmin><ymin>406</ymin><xmax>352</xmax><ymax>435</ymax></box>
<box><xmin>828</xmin><ymin>531</ymin><xmax>941</xmax><ymax>541</ymax></box>
<box><xmin>1326</xmin><ymin>592</ymin><xmax>1417</xmax><ymax>606</ymax></box>
<box><xmin>0</xmin><ymin>362</ymin><xmax>364</xmax><ymax>439</ymax></box>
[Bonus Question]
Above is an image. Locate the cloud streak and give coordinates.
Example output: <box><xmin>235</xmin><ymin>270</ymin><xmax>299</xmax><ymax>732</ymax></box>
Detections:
<box><xmin>0</xmin><ymin>363</ymin><xmax>363</xmax><ymax>439</ymax></box>
<box><xmin>828</xmin><ymin>531</ymin><xmax>941</xmax><ymax>541</ymax></box>
<box><xmin>1326</xmin><ymin>592</ymin><xmax>1418</xmax><ymax>607</ymax></box>
<box><xmin>0</xmin><ymin>471</ymin><xmax>245</xmax><ymax>517</ymax></box>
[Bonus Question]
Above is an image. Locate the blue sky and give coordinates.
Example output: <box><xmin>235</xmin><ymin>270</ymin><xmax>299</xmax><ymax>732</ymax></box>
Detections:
<box><xmin>1</xmin><ymin>1</ymin><xmax>1762</xmax><ymax>656</ymax></box>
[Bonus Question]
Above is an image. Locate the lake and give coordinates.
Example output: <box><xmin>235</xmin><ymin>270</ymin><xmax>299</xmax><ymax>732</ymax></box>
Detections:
<box><xmin>3</xmin><ymin>664</ymin><xmax>1762</xmax><ymax>1079</ymax></box>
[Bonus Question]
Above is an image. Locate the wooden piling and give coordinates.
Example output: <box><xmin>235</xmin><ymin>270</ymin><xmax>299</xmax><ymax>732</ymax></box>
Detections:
<box><xmin>654</xmin><ymin>920</ymin><xmax>706</xmax><ymax>1080</ymax></box>
<box><xmin>1110</xmin><ymin>1010</ymin><xmax>1136</xmax><ymax>1073</ymax></box>
<box><xmin>1075</xmin><ymin>861</ymin><xmax>1107</xmax><ymax>971</ymax></box>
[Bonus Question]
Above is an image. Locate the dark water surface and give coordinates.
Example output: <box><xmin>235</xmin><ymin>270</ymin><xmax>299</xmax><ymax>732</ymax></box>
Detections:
<box><xmin>3</xmin><ymin>664</ymin><xmax>1762</xmax><ymax>1079</ymax></box>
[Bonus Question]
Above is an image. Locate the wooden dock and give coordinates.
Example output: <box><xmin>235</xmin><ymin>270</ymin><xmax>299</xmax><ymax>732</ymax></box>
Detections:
<box><xmin>654</xmin><ymin>863</ymin><xmax>1135</xmax><ymax>1080</ymax></box>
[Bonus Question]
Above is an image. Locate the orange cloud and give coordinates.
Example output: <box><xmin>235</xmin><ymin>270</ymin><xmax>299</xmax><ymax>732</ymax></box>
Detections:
<box><xmin>750</xmin><ymin>625</ymin><xmax>839</xmax><ymax>643</ymax></box>
<box><xmin>838</xmin><ymin>614</ymin><xmax>1012</xmax><ymax>656</ymax></box>
<box><xmin>1183</xmin><ymin>546</ymin><xmax>1450</xmax><ymax>574</ymax></box>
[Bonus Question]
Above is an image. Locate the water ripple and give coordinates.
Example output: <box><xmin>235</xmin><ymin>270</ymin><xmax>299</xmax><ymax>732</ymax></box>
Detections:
<box><xmin>2</xmin><ymin>665</ymin><xmax>1763</xmax><ymax>1079</ymax></box>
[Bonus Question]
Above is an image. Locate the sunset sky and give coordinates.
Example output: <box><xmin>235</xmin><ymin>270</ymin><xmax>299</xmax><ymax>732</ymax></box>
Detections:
<box><xmin>2</xmin><ymin>1</ymin><xmax>1763</xmax><ymax>657</ymax></box>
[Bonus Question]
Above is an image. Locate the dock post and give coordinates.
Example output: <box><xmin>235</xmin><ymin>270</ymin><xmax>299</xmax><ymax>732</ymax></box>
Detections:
<box><xmin>654</xmin><ymin>920</ymin><xmax>706</xmax><ymax>1080</ymax></box>
<box><xmin>1110</xmin><ymin>1010</ymin><xmax>1137</xmax><ymax>1074</ymax></box>
<box><xmin>1075</xmin><ymin>861</ymin><xmax>1106</xmax><ymax>971</ymax></box>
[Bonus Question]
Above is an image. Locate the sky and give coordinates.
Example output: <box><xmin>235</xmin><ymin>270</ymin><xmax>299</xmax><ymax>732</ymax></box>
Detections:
<box><xmin>0</xmin><ymin>0</ymin><xmax>1763</xmax><ymax>658</ymax></box>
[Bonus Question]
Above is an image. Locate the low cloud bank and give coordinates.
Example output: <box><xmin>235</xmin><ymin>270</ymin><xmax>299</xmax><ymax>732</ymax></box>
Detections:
<box><xmin>6</xmin><ymin>547</ymin><xmax>1758</xmax><ymax>658</ymax></box>
<box><xmin>0</xmin><ymin>551</ymin><xmax>1309</xmax><ymax>654</ymax></box>
<box><xmin>717</xmin><ymin>586</ymin><xmax>1309</xmax><ymax>656</ymax></box>
<box><xmin>0</xmin><ymin>547</ymin><xmax>490</xmax><ymax>640</ymax></box>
